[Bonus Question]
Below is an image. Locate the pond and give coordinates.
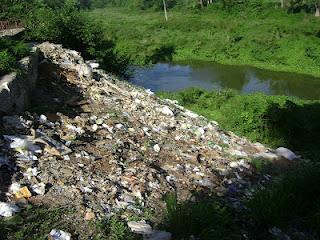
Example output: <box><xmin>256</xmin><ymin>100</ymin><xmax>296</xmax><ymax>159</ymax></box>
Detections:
<box><xmin>129</xmin><ymin>61</ymin><xmax>320</xmax><ymax>100</ymax></box>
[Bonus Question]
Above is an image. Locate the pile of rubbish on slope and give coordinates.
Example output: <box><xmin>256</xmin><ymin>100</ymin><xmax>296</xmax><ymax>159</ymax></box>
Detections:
<box><xmin>0</xmin><ymin>42</ymin><xmax>300</xmax><ymax>239</ymax></box>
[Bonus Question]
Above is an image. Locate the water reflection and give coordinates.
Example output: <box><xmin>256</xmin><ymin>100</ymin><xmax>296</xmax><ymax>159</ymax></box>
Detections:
<box><xmin>129</xmin><ymin>61</ymin><xmax>320</xmax><ymax>100</ymax></box>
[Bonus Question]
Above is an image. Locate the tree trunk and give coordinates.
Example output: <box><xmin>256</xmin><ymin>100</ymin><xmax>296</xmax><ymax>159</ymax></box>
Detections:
<box><xmin>199</xmin><ymin>0</ymin><xmax>203</xmax><ymax>8</ymax></box>
<box><xmin>280</xmin><ymin>0</ymin><xmax>284</xmax><ymax>8</ymax></box>
<box><xmin>316</xmin><ymin>4</ymin><xmax>320</xmax><ymax>17</ymax></box>
<box><xmin>163</xmin><ymin>0</ymin><xmax>168</xmax><ymax>22</ymax></box>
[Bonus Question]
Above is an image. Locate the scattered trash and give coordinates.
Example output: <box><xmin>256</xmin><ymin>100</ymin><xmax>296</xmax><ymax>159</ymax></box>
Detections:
<box><xmin>153</xmin><ymin>144</ymin><xmax>161</xmax><ymax>153</ymax></box>
<box><xmin>39</xmin><ymin>114</ymin><xmax>48</xmax><ymax>124</ymax></box>
<box><xmin>160</xmin><ymin>106</ymin><xmax>174</xmax><ymax>116</ymax></box>
<box><xmin>128</xmin><ymin>221</ymin><xmax>153</xmax><ymax>235</ymax></box>
<box><xmin>49</xmin><ymin>229</ymin><xmax>71</xmax><ymax>240</ymax></box>
<box><xmin>0</xmin><ymin>202</ymin><xmax>20</xmax><ymax>217</ymax></box>
<box><xmin>15</xmin><ymin>186</ymin><xmax>32</xmax><ymax>199</ymax></box>
<box><xmin>275</xmin><ymin>147</ymin><xmax>299</xmax><ymax>161</ymax></box>
<box><xmin>32</xmin><ymin>183</ymin><xmax>46</xmax><ymax>195</ymax></box>
<box><xmin>9</xmin><ymin>182</ymin><xmax>21</xmax><ymax>194</ymax></box>
<box><xmin>0</xmin><ymin>42</ymin><xmax>282</xmax><ymax>238</ymax></box>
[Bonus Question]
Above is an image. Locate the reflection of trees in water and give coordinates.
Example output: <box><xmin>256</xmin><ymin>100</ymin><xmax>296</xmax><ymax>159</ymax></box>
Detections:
<box><xmin>188</xmin><ymin>62</ymin><xmax>250</xmax><ymax>91</ymax></box>
<box><xmin>252</xmin><ymin>69</ymin><xmax>320</xmax><ymax>99</ymax></box>
<box><xmin>189</xmin><ymin>61</ymin><xmax>320</xmax><ymax>99</ymax></box>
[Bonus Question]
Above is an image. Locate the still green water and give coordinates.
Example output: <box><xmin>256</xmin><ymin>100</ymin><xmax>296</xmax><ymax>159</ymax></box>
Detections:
<box><xmin>130</xmin><ymin>61</ymin><xmax>320</xmax><ymax>100</ymax></box>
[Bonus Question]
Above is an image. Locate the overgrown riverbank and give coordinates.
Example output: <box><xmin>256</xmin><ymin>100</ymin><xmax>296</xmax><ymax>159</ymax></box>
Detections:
<box><xmin>159</xmin><ymin>88</ymin><xmax>320</xmax><ymax>159</ymax></box>
<box><xmin>89</xmin><ymin>6</ymin><xmax>320</xmax><ymax>77</ymax></box>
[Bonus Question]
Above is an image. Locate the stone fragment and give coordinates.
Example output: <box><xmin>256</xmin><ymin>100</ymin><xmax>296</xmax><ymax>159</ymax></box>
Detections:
<box><xmin>84</xmin><ymin>210</ymin><xmax>95</xmax><ymax>221</ymax></box>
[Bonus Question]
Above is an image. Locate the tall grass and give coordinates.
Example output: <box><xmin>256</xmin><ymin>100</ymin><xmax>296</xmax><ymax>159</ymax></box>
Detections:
<box><xmin>88</xmin><ymin>6</ymin><xmax>320</xmax><ymax>77</ymax></box>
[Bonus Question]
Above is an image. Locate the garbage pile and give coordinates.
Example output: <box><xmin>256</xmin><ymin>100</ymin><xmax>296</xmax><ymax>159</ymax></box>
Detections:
<box><xmin>0</xmin><ymin>42</ymin><xmax>298</xmax><ymax>238</ymax></box>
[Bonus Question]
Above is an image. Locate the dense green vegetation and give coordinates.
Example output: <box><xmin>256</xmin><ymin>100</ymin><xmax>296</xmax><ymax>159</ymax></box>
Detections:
<box><xmin>0</xmin><ymin>38</ymin><xmax>30</xmax><ymax>76</ymax></box>
<box><xmin>159</xmin><ymin>88</ymin><xmax>320</xmax><ymax>158</ymax></box>
<box><xmin>89</xmin><ymin>5</ymin><xmax>320</xmax><ymax>77</ymax></box>
<box><xmin>0</xmin><ymin>0</ymin><xmax>129</xmax><ymax>76</ymax></box>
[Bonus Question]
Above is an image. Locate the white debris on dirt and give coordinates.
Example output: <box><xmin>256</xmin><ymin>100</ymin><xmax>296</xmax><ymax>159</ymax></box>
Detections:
<box><xmin>0</xmin><ymin>202</ymin><xmax>20</xmax><ymax>217</ymax></box>
<box><xmin>0</xmin><ymin>42</ymin><xmax>283</xmax><ymax>237</ymax></box>
<box><xmin>49</xmin><ymin>229</ymin><xmax>72</xmax><ymax>240</ymax></box>
<box><xmin>128</xmin><ymin>221</ymin><xmax>153</xmax><ymax>234</ymax></box>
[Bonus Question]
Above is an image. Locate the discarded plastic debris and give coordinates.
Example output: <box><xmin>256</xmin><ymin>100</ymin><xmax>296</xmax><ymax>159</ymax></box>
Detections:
<box><xmin>49</xmin><ymin>229</ymin><xmax>71</xmax><ymax>240</ymax></box>
<box><xmin>4</xmin><ymin>135</ymin><xmax>42</xmax><ymax>153</ymax></box>
<box><xmin>0</xmin><ymin>202</ymin><xmax>20</xmax><ymax>217</ymax></box>
<box><xmin>127</xmin><ymin>221</ymin><xmax>153</xmax><ymax>235</ymax></box>
<box><xmin>15</xmin><ymin>186</ymin><xmax>32</xmax><ymax>199</ymax></box>
<box><xmin>9</xmin><ymin>182</ymin><xmax>21</xmax><ymax>194</ymax></box>
<box><xmin>160</xmin><ymin>106</ymin><xmax>174</xmax><ymax>116</ymax></box>
<box><xmin>153</xmin><ymin>144</ymin><xmax>161</xmax><ymax>153</ymax></box>
<box><xmin>275</xmin><ymin>147</ymin><xmax>299</xmax><ymax>161</ymax></box>
<box><xmin>36</xmin><ymin>130</ymin><xmax>72</xmax><ymax>155</ymax></box>
<box><xmin>39</xmin><ymin>114</ymin><xmax>48</xmax><ymax>124</ymax></box>
<box><xmin>32</xmin><ymin>183</ymin><xmax>46</xmax><ymax>195</ymax></box>
<box><xmin>3</xmin><ymin>135</ymin><xmax>41</xmax><ymax>161</ymax></box>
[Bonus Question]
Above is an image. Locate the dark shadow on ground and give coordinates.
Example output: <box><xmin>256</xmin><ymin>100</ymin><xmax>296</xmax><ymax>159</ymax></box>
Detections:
<box><xmin>0</xmin><ymin>55</ymin><xmax>86</xmax><ymax>202</ymax></box>
<box><xmin>29</xmin><ymin>56</ymin><xmax>86</xmax><ymax>118</ymax></box>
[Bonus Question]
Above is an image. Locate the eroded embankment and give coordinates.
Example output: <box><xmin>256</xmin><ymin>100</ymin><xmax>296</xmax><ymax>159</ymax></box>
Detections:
<box><xmin>0</xmin><ymin>43</ymin><xmax>296</xmax><ymax>239</ymax></box>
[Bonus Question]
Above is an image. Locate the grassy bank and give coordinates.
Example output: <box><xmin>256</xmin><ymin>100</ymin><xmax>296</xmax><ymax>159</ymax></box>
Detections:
<box><xmin>159</xmin><ymin>88</ymin><xmax>320</xmax><ymax>158</ymax></box>
<box><xmin>89</xmin><ymin>6</ymin><xmax>320</xmax><ymax>77</ymax></box>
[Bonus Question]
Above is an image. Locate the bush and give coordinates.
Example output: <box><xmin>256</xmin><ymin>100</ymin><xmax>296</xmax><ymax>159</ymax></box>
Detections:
<box><xmin>24</xmin><ymin>0</ymin><xmax>129</xmax><ymax>76</ymax></box>
<box><xmin>0</xmin><ymin>38</ymin><xmax>30</xmax><ymax>76</ymax></box>
<box><xmin>0</xmin><ymin>51</ymin><xmax>15</xmax><ymax>76</ymax></box>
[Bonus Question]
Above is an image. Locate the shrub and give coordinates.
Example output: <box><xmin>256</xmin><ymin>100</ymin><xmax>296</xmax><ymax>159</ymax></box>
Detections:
<box><xmin>24</xmin><ymin>0</ymin><xmax>129</xmax><ymax>76</ymax></box>
<box><xmin>0</xmin><ymin>38</ymin><xmax>30</xmax><ymax>76</ymax></box>
<box><xmin>0</xmin><ymin>51</ymin><xmax>15</xmax><ymax>76</ymax></box>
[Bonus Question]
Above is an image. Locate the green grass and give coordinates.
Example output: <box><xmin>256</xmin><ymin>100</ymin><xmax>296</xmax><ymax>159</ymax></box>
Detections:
<box><xmin>158</xmin><ymin>88</ymin><xmax>320</xmax><ymax>158</ymax></box>
<box><xmin>89</xmin><ymin>6</ymin><xmax>320</xmax><ymax>77</ymax></box>
<box><xmin>163</xmin><ymin>193</ymin><xmax>234</xmax><ymax>239</ymax></box>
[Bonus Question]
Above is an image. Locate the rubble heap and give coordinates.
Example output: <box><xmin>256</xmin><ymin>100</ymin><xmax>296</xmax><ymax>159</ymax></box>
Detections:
<box><xmin>0</xmin><ymin>43</ymin><xmax>293</xmax><ymax>238</ymax></box>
